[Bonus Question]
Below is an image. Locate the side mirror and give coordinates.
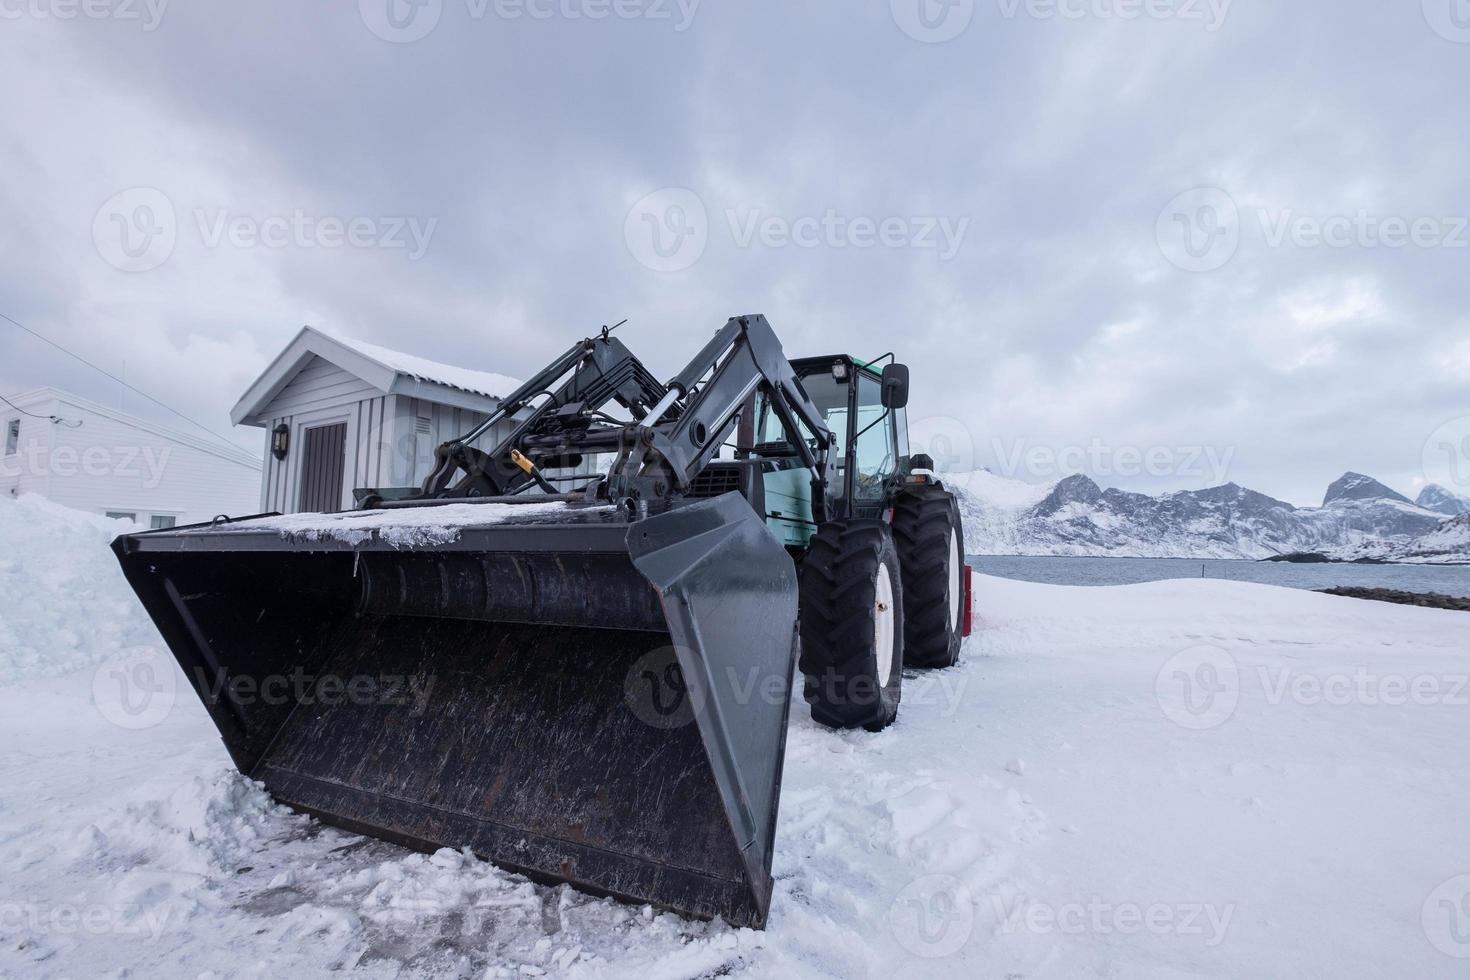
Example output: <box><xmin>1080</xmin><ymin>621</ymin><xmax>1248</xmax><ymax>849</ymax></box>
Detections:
<box><xmin>881</xmin><ymin>363</ymin><xmax>910</xmax><ymax>410</ymax></box>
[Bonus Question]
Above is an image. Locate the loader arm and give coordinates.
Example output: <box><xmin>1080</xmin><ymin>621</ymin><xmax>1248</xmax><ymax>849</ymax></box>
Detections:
<box><xmin>414</xmin><ymin>328</ymin><xmax>671</xmax><ymax>500</ymax></box>
<box><xmin>605</xmin><ymin>314</ymin><xmax>834</xmax><ymax>507</ymax></box>
<box><xmin>399</xmin><ymin>315</ymin><xmax>834</xmax><ymax>520</ymax></box>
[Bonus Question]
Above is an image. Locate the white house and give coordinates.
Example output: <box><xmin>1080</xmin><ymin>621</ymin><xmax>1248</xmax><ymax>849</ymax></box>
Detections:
<box><xmin>0</xmin><ymin>387</ymin><xmax>262</xmax><ymax>528</ymax></box>
<box><xmin>232</xmin><ymin>327</ymin><xmax>553</xmax><ymax>514</ymax></box>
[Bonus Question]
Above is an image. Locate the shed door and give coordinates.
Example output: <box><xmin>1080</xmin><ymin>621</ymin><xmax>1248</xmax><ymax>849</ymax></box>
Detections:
<box><xmin>299</xmin><ymin>422</ymin><xmax>348</xmax><ymax>513</ymax></box>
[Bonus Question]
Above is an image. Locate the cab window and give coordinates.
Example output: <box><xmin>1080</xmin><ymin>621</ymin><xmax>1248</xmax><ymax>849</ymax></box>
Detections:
<box><xmin>852</xmin><ymin>372</ymin><xmax>896</xmax><ymax>498</ymax></box>
<box><xmin>751</xmin><ymin>366</ymin><xmax>896</xmax><ymax>499</ymax></box>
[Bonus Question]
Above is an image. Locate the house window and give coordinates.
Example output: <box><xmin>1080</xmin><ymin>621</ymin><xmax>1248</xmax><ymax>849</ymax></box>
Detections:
<box><xmin>4</xmin><ymin>419</ymin><xmax>17</xmax><ymax>456</ymax></box>
<box><xmin>149</xmin><ymin>515</ymin><xmax>177</xmax><ymax>530</ymax></box>
<box><xmin>105</xmin><ymin>511</ymin><xmax>137</xmax><ymax>522</ymax></box>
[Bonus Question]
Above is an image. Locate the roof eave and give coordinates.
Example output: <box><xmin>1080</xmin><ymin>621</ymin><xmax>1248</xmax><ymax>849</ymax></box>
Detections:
<box><xmin>388</xmin><ymin>376</ymin><xmax>504</xmax><ymax>414</ymax></box>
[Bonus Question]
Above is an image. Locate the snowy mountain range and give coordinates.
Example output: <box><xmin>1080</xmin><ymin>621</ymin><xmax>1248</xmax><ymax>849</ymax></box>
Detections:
<box><xmin>948</xmin><ymin>469</ymin><xmax>1470</xmax><ymax>562</ymax></box>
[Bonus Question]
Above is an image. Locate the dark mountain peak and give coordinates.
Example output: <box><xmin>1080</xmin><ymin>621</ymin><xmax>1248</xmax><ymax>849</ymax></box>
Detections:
<box><xmin>1324</xmin><ymin>472</ymin><xmax>1411</xmax><ymax>506</ymax></box>
<box><xmin>1177</xmin><ymin>482</ymin><xmax>1240</xmax><ymax>498</ymax></box>
<box><xmin>1032</xmin><ymin>473</ymin><xmax>1103</xmax><ymax>516</ymax></box>
<box><xmin>1055</xmin><ymin>473</ymin><xmax>1102</xmax><ymax>497</ymax></box>
<box><xmin>1171</xmin><ymin>483</ymin><xmax>1297</xmax><ymax>512</ymax></box>
<box><xmin>1417</xmin><ymin>484</ymin><xmax>1470</xmax><ymax>516</ymax></box>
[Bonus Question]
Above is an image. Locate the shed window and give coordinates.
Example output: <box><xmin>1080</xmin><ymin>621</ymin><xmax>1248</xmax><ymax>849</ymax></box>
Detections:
<box><xmin>149</xmin><ymin>515</ymin><xmax>177</xmax><ymax>530</ymax></box>
<box><xmin>4</xmin><ymin>419</ymin><xmax>17</xmax><ymax>456</ymax></box>
<box><xmin>105</xmin><ymin>511</ymin><xmax>137</xmax><ymax>522</ymax></box>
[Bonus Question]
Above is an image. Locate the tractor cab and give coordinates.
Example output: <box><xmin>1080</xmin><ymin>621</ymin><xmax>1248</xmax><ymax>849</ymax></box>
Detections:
<box><xmin>744</xmin><ymin>355</ymin><xmax>911</xmax><ymax>544</ymax></box>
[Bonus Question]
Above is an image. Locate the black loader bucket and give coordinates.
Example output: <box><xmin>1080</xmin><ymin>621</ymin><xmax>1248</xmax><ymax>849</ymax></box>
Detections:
<box><xmin>111</xmin><ymin>493</ymin><xmax>799</xmax><ymax>927</ymax></box>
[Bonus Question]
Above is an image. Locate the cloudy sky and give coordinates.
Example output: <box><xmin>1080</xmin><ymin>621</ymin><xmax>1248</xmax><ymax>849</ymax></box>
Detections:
<box><xmin>1</xmin><ymin>0</ymin><xmax>1467</xmax><ymax>506</ymax></box>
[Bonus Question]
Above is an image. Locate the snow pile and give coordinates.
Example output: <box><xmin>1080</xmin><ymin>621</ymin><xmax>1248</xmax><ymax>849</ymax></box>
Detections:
<box><xmin>0</xmin><ymin>494</ymin><xmax>160</xmax><ymax>682</ymax></box>
<box><xmin>90</xmin><ymin>772</ymin><xmax>306</xmax><ymax>877</ymax></box>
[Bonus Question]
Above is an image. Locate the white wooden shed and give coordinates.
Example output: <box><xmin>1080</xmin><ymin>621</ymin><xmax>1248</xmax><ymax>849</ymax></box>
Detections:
<box><xmin>232</xmin><ymin>327</ymin><xmax>534</xmax><ymax>514</ymax></box>
<box><xmin>0</xmin><ymin>386</ymin><xmax>261</xmax><ymax>526</ymax></box>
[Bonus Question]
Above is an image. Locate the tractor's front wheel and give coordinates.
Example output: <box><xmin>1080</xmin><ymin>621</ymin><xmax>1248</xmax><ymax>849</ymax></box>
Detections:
<box><xmin>798</xmin><ymin>520</ymin><xmax>904</xmax><ymax>732</ymax></box>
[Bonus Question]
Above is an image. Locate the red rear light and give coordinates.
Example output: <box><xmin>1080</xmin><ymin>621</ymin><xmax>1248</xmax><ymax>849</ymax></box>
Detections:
<box><xmin>961</xmin><ymin>564</ymin><xmax>974</xmax><ymax>637</ymax></box>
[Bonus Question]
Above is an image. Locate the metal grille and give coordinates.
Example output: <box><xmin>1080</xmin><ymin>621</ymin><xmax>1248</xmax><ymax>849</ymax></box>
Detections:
<box><xmin>687</xmin><ymin>465</ymin><xmax>742</xmax><ymax>498</ymax></box>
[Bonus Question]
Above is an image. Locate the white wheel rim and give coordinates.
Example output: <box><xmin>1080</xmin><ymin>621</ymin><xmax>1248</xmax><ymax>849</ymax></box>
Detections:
<box><xmin>875</xmin><ymin>563</ymin><xmax>895</xmax><ymax>688</ymax></box>
<box><xmin>947</xmin><ymin>528</ymin><xmax>962</xmax><ymax>630</ymax></box>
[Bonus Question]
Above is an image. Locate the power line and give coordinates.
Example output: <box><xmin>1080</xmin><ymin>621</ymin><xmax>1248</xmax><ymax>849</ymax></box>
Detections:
<box><xmin>0</xmin><ymin>391</ymin><xmax>83</xmax><ymax>427</ymax></box>
<box><xmin>0</xmin><ymin>310</ymin><xmax>248</xmax><ymax>452</ymax></box>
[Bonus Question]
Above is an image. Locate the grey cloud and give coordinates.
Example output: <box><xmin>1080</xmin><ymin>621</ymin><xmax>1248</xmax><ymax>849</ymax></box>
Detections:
<box><xmin>0</xmin><ymin>0</ymin><xmax>1465</xmax><ymax>503</ymax></box>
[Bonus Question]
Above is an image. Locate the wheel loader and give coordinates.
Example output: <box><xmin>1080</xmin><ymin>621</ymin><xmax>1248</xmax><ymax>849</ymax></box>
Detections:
<box><xmin>112</xmin><ymin>314</ymin><xmax>972</xmax><ymax>929</ymax></box>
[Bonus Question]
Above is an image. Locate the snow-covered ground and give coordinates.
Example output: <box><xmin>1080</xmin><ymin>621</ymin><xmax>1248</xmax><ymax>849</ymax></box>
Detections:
<box><xmin>4</xmin><ymin>494</ymin><xmax>1470</xmax><ymax>978</ymax></box>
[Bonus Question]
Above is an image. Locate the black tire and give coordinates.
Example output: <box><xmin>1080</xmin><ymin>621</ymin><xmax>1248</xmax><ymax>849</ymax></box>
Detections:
<box><xmin>892</xmin><ymin>484</ymin><xmax>966</xmax><ymax>669</ymax></box>
<box><xmin>798</xmin><ymin>520</ymin><xmax>904</xmax><ymax>732</ymax></box>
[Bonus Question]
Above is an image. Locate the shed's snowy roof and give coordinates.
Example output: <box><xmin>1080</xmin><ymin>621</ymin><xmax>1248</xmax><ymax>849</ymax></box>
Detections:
<box><xmin>232</xmin><ymin>326</ymin><xmax>526</xmax><ymax>426</ymax></box>
<box><xmin>323</xmin><ymin>331</ymin><xmax>522</xmax><ymax>401</ymax></box>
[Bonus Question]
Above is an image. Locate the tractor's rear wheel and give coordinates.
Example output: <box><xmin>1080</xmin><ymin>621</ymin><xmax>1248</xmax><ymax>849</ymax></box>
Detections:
<box><xmin>798</xmin><ymin>520</ymin><xmax>904</xmax><ymax>732</ymax></box>
<box><xmin>892</xmin><ymin>484</ymin><xmax>966</xmax><ymax>669</ymax></box>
